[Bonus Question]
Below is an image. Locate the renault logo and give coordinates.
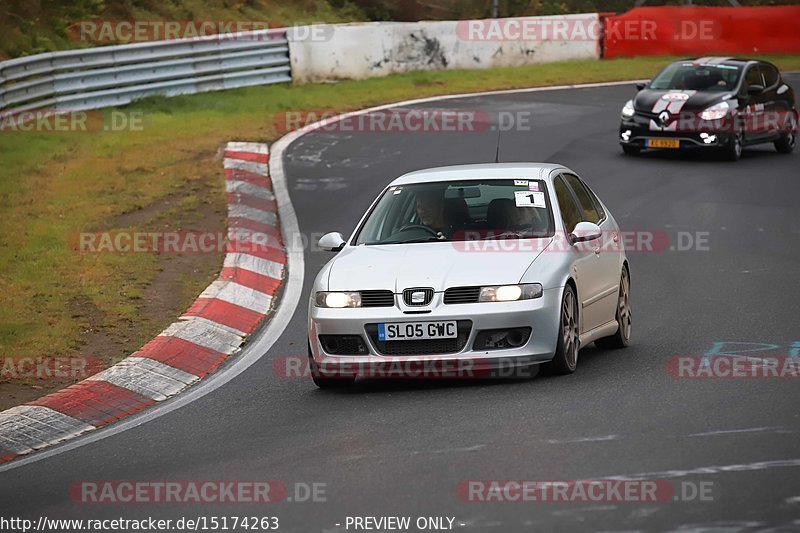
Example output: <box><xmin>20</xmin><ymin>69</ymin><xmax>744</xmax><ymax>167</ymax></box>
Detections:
<box><xmin>658</xmin><ymin>111</ymin><xmax>671</xmax><ymax>126</ymax></box>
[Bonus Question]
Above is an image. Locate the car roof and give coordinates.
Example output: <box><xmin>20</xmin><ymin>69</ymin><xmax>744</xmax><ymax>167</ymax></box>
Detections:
<box><xmin>390</xmin><ymin>163</ymin><xmax>567</xmax><ymax>186</ymax></box>
<box><xmin>679</xmin><ymin>56</ymin><xmax>762</xmax><ymax>67</ymax></box>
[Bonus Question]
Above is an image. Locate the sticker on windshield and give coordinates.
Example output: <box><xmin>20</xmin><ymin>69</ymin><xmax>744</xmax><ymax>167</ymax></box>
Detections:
<box><xmin>528</xmin><ymin>182</ymin><xmax>540</xmax><ymax>192</ymax></box>
<box><xmin>514</xmin><ymin>180</ymin><xmax>528</xmax><ymax>187</ymax></box>
<box><xmin>514</xmin><ymin>191</ymin><xmax>545</xmax><ymax>208</ymax></box>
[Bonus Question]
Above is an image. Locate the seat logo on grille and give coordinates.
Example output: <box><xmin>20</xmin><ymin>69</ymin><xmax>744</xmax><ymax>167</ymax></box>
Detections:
<box><xmin>404</xmin><ymin>288</ymin><xmax>433</xmax><ymax>306</ymax></box>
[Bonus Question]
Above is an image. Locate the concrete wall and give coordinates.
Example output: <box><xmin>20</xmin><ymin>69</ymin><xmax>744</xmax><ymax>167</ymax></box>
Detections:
<box><xmin>288</xmin><ymin>14</ymin><xmax>601</xmax><ymax>83</ymax></box>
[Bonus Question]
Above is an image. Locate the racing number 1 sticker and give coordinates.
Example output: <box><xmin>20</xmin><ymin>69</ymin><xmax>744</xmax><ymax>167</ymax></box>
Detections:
<box><xmin>514</xmin><ymin>191</ymin><xmax>546</xmax><ymax>208</ymax></box>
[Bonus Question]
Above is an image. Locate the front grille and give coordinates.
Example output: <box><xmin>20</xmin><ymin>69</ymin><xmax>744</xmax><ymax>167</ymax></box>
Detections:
<box><xmin>443</xmin><ymin>286</ymin><xmax>481</xmax><ymax>304</ymax></box>
<box><xmin>360</xmin><ymin>290</ymin><xmax>395</xmax><ymax>307</ymax></box>
<box><xmin>365</xmin><ymin>320</ymin><xmax>472</xmax><ymax>355</ymax></box>
<box><xmin>403</xmin><ymin>287</ymin><xmax>434</xmax><ymax>306</ymax></box>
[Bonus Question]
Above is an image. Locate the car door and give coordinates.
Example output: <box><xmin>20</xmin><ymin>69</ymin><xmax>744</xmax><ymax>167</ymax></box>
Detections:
<box><xmin>759</xmin><ymin>63</ymin><xmax>788</xmax><ymax>139</ymax></box>
<box><xmin>740</xmin><ymin>64</ymin><xmax>768</xmax><ymax>142</ymax></box>
<box><xmin>553</xmin><ymin>174</ymin><xmax>598</xmax><ymax>336</ymax></box>
<box><xmin>562</xmin><ymin>173</ymin><xmax>620</xmax><ymax>332</ymax></box>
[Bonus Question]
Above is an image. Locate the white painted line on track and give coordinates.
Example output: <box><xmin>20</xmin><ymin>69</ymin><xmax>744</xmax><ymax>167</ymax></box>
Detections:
<box><xmin>601</xmin><ymin>458</ymin><xmax>800</xmax><ymax>481</ymax></box>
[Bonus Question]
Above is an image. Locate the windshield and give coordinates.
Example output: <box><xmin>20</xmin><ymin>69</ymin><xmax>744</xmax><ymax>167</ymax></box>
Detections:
<box><xmin>354</xmin><ymin>179</ymin><xmax>554</xmax><ymax>245</ymax></box>
<box><xmin>648</xmin><ymin>62</ymin><xmax>742</xmax><ymax>92</ymax></box>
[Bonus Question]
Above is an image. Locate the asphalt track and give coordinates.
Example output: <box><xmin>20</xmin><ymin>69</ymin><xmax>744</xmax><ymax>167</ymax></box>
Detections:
<box><xmin>2</xmin><ymin>75</ymin><xmax>800</xmax><ymax>532</ymax></box>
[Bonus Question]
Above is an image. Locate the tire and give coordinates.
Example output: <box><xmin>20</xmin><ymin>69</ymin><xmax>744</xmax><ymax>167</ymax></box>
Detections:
<box><xmin>775</xmin><ymin>125</ymin><xmax>796</xmax><ymax>154</ymax></box>
<box><xmin>722</xmin><ymin>131</ymin><xmax>743</xmax><ymax>161</ymax></box>
<box><xmin>622</xmin><ymin>145</ymin><xmax>640</xmax><ymax>156</ymax></box>
<box><xmin>308</xmin><ymin>342</ymin><xmax>356</xmax><ymax>389</ymax></box>
<box><xmin>595</xmin><ymin>267</ymin><xmax>632</xmax><ymax>349</ymax></box>
<box><xmin>545</xmin><ymin>284</ymin><xmax>580</xmax><ymax>375</ymax></box>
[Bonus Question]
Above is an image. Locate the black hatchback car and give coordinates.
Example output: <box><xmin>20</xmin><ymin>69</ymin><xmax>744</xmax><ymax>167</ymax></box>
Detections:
<box><xmin>619</xmin><ymin>57</ymin><xmax>797</xmax><ymax>161</ymax></box>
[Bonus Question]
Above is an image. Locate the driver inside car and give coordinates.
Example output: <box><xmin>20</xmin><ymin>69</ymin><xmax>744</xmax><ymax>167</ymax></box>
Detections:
<box><xmin>414</xmin><ymin>190</ymin><xmax>447</xmax><ymax>236</ymax></box>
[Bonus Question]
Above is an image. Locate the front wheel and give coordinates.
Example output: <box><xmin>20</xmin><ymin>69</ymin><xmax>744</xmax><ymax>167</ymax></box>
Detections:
<box><xmin>775</xmin><ymin>128</ymin><xmax>796</xmax><ymax>154</ymax></box>
<box><xmin>595</xmin><ymin>268</ymin><xmax>631</xmax><ymax>349</ymax></box>
<box><xmin>545</xmin><ymin>285</ymin><xmax>579</xmax><ymax>375</ymax></box>
<box><xmin>722</xmin><ymin>131</ymin><xmax>743</xmax><ymax>161</ymax></box>
<box><xmin>308</xmin><ymin>343</ymin><xmax>356</xmax><ymax>389</ymax></box>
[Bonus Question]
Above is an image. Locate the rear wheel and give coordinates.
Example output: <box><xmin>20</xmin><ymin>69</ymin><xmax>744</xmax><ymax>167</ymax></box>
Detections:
<box><xmin>595</xmin><ymin>268</ymin><xmax>631</xmax><ymax>349</ymax></box>
<box><xmin>622</xmin><ymin>145</ymin><xmax>640</xmax><ymax>156</ymax></box>
<box><xmin>775</xmin><ymin>120</ymin><xmax>796</xmax><ymax>154</ymax></box>
<box><xmin>545</xmin><ymin>285</ymin><xmax>579</xmax><ymax>375</ymax></box>
<box><xmin>308</xmin><ymin>342</ymin><xmax>356</xmax><ymax>389</ymax></box>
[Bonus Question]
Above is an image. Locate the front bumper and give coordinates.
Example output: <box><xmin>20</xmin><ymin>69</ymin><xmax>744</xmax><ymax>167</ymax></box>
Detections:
<box><xmin>308</xmin><ymin>288</ymin><xmax>562</xmax><ymax>376</ymax></box>
<box><xmin>619</xmin><ymin>116</ymin><xmax>734</xmax><ymax>149</ymax></box>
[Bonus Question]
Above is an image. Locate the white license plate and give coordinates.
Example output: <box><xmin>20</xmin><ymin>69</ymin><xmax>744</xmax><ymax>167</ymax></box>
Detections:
<box><xmin>378</xmin><ymin>321</ymin><xmax>458</xmax><ymax>341</ymax></box>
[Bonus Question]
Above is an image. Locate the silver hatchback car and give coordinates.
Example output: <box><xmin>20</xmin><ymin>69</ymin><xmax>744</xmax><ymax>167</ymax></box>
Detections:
<box><xmin>307</xmin><ymin>163</ymin><xmax>631</xmax><ymax>388</ymax></box>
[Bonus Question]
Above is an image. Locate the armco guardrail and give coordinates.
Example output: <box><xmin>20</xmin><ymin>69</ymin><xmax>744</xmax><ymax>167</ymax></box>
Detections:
<box><xmin>0</xmin><ymin>29</ymin><xmax>291</xmax><ymax>115</ymax></box>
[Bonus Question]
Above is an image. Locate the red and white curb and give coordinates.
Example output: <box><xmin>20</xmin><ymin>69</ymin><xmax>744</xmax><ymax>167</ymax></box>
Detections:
<box><xmin>0</xmin><ymin>141</ymin><xmax>285</xmax><ymax>464</ymax></box>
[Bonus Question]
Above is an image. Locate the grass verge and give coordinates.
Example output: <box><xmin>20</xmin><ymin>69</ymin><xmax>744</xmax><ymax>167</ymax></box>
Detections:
<box><xmin>1</xmin><ymin>54</ymin><xmax>799</xmax><ymax>407</ymax></box>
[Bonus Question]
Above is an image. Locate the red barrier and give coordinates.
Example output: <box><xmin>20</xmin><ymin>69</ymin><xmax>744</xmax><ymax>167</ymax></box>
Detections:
<box><xmin>603</xmin><ymin>7</ymin><xmax>800</xmax><ymax>59</ymax></box>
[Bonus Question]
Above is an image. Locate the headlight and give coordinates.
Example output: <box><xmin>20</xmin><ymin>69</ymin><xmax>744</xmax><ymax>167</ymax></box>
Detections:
<box><xmin>700</xmin><ymin>101</ymin><xmax>730</xmax><ymax>121</ymax></box>
<box><xmin>621</xmin><ymin>100</ymin><xmax>635</xmax><ymax>119</ymax></box>
<box><xmin>479</xmin><ymin>284</ymin><xmax>543</xmax><ymax>302</ymax></box>
<box><xmin>315</xmin><ymin>291</ymin><xmax>362</xmax><ymax>308</ymax></box>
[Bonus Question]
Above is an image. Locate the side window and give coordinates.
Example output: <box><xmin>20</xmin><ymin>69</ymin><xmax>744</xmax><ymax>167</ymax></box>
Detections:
<box><xmin>744</xmin><ymin>66</ymin><xmax>763</xmax><ymax>88</ymax></box>
<box><xmin>563</xmin><ymin>174</ymin><xmax>602</xmax><ymax>225</ymax></box>
<box><xmin>760</xmin><ymin>64</ymin><xmax>779</xmax><ymax>88</ymax></box>
<box><xmin>554</xmin><ymin>176</ymin><xmax>582</xmax><ymax>232</ymax></box>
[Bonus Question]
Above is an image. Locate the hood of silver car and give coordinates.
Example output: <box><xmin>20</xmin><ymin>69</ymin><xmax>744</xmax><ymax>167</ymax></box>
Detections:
<box><xmin>326</xmin><ymin>240</ymin><xmax>552</xmax><ymax>292</ymax></box>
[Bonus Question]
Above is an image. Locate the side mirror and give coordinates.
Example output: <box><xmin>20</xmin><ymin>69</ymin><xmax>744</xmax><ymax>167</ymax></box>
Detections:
<box><xmin>635</xmin><ymin>82</ymin><xmax>647</xmax><ymax>91</ymax></box>
<box><xmin>747</xmin><ymin>84</ymin><xmax>764</xmax><ymax>96</ymax></box>
<box><xmin>569</xmin><ymin>222</ymin><xmax>602</xmax><ymax>245</ymax></box>
<box><xmin>318</xmin><ymin>232</ymin><xmax>346</xmax><ymax>252</ymax></box>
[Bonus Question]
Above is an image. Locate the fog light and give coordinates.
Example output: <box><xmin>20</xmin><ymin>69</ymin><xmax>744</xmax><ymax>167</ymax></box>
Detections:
<box><xmin>473</xmin><ymin>328</ymin><xmax>532</xmax><ymax>350</ymax></box>
<box><xmin>700</xmin><ymin>133</ymin><xmax>717</xmax><ymax>144</ymax></box>
<box><xmin>621</xmin><ymin>130</ymin><xmax>632</xmax><ymax>142</ymax></box>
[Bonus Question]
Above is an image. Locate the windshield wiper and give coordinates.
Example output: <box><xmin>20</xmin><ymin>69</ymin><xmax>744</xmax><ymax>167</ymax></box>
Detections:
<box><xmin>481</xmin><ymin>231</ymin><xmax>525</xmax><ymax>240</ymax></box>
<box><xmin>369</xmin><ymin>237</ymin><xmax>447</xmax><ymax>245</ymax></box>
